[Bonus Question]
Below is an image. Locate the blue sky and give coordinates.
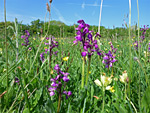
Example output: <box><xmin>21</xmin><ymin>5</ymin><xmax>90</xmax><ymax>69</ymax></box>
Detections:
<box><xmin>0</xmin><ymin>0</ymin><xmax>149</xmax><ymax>28</ymax></box>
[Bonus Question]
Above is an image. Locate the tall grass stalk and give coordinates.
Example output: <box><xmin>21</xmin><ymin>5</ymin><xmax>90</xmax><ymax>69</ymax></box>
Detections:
<box><xmin>18</xmin><ymin>69</ymin><xmax>31</xmax><ymax>113</ymax></box>
<box><xmin>128</xmin><ymin>0</ymin><xmax>132</xmax><ymax>98</ymax></box>
<box><xmin>102</xmin><ymin>86</ymin><xmax>105</xmax><ymax>112</ymax></box>
<box><xmin>98</xmin><ymin>0</ymin><xmax>103</xmax><ymax>34</ymax></box>
<box><xmin>4</xmin><ymin>0</ymin><xmax>9</xmax><ymax>106</ymax></box>
<box><xmin>136</xmin><ymin>0</ymin><xmax>141</xmax><ymax>111</ymax></box>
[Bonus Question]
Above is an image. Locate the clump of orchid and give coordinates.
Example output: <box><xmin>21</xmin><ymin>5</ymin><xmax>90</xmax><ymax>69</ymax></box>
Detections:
<box><xmin>40</xmin><ymin>36</ymin><xmax>58</xmax><ymax>63</ymax></box>
<box><xmin>73</xmin><ymin>20</ymin><xmax>102</xmax><ymax>87</ymax></box>
<box><xmin>73</xmin><ymin>20</ymin><xmax>102</xmax><ymax>58</ymax></box>
<box><xmin>21</xmin><ymin>30</ymin><xmax>30</xmax><ymax>47</ymax></box>
<box><xmin>48</xmin><ymin>64</ymin><xmax>72</xmax><ymax>97</ymax></box>
<box><xmin>133</xmin><ymin>25</ymin><xmax>148</xmax><ymax>50</ymax></box>
<box><xmin>21</xmin><ymin>30</ymin><xmax>32</xmax><ymax>60</ymax></box>
<box><xmin>48</xmin><ymin>64</ymin><xmax>72</xmax><ymax>112</ymax></box>
<box><xmin>102</xmin><ymin>42</ymin><xmax>117</xmax><ymax>71</ymax></box>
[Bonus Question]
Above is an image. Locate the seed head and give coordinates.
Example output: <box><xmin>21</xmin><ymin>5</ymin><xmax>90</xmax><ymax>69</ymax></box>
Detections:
<box><xmin>46</xmin><ymin>3</ymin><xmax>50</xmax><ymax>12</ymax></box>
<box><xmin>49</xmin><ymin>0</ymin><xmax>52</xmax><ymax>3</ymax></box>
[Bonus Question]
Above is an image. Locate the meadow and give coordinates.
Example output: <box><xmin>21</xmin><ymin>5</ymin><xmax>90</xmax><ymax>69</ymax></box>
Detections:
<box><xmin>0</xmin><ymin>0</ymin><xmax>150</xmax><ymax>113</ymax></box>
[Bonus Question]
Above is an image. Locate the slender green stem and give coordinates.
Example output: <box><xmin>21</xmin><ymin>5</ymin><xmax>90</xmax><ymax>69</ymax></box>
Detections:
<box><xmin>125</xmin><ymin>83</ymin><xmax>127</xmax><ymax>101</ymax></box>
<box><xmin>136</xmin><ymin>0</ymin><xmax>141</xmax><ymax>111</ymax></box>
<box><xmin>4</xmin><ymin>0</ymin><xmax>9</xmax><ymax>105</ymax></box>
<box><xmin>136</xmin><ymin>0</ymin><xmax>140</xmax><ymax>57</ymax></box>
<box><xmin>81</xmin><ymin>58</ymin><xmax>85</xmax><ymax>88</ymax></box>
<box><xmin>86</xmin><ymin>57</ymin><xmax>91</xmax><ymax>86</ymax></box>
<box><xmin>57</xmin><ymin>90</ymin><xmax>61</xmax><ymax>113</ymax></box>
<box><xmin>128</xmin><ymin>0</ymin><xmax>132</xmax><ymax>99</ymax></box>
<box><xmin>102</xmin><ymin>86</ymin><xmax>105</xmax><ymax>112</ymax></box>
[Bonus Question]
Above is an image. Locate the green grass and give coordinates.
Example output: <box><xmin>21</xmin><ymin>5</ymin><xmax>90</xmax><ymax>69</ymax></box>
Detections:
<box><xmin>0</xmin><ymin>28</ymin><xmax>150</xmax><ymax>113</ymax></box>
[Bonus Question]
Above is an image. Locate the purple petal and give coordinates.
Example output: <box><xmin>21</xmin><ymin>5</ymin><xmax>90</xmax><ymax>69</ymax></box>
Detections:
<box><xmin>81</xmin><ymin>52</ymin><xmax>87</xmax><ymax>56</ymax></box>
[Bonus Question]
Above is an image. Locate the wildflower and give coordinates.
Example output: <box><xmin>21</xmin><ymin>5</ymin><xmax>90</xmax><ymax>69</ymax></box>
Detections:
<box><xmin>40</xmin><ymin>36</ymin><xmax>58</xmax><ymax>62</ymax></box>
<box><xmin>48</xmin><ymin>64</ymin><xmax>72</xmax><ymax>99</ymax></box>
<box><xmin>63</xmin><ymin>57</ymin><xmax>69</xmax><ymax>61</ymax></box>
<box><xmin>21</xmin><ymin>30</ymin><xmax>30</xmax><ymax>47</ymax></box>
<box><xmin>94</xmin><ymin>79</ymin><xmax>102</xmax><ymax>87</ymax></box>
<box><xmin>94</xmin><ymin>75</ymin><xmax>112</xmax><ymax>87</ymax></box>
<box><xmin>15</xmin><ymin>77</ymin><xmax>19</xmax><ymax>85</ymax></box>
<box><xmin>144</xmin><ymin>51</ymin><xmax>149</xmax><ymax>57</ymax></box>
<box><xmin>0</xmin><ymin>48</ymin><xmax>2</xmax><ymax>54</ymax></box>
<box><xmin>94</xmin><ymin>75</ymin><xmax>114</xmax><ymax>93</ymax></box>
<box><xmin>82</xmin><ymin>56</ymin><xmax>87</xmax><ymax>60</ymax></box>
<box><xmin>73</xmin><ymin>20</ymin><xmax>102</xmax><ymax>58</ymax></box>
<box><xmin>106</xmin><ymin>86</ymin><xmax>115</xmax><ymax>93</ymax></box>
<box><xmin>40</xmin><ymin>52</ymin><xmax>45</xmax><ymax>62</ymax></box>
<box><xmin>120</xmin><ymin>71</ymin><xmax>128</xmax><ymax>83</ymax></box>
<box><xmin>28</xmin><ymin>47</ymin><xmax>32</xmax><ymax>51</ymax></box>
<box><xmin>102</xmin><ymin>42</ymin><xmax>117</xmax><ymax>68</ymax></box>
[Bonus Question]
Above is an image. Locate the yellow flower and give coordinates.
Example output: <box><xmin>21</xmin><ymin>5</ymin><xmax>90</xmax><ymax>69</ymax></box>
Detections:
<box><xmin>33</xmin><ymin>38</ymin><xmax>36</xmax><ymax>40</ymax></box>
<box><xmin>120</xmin><ymin>71</ymin><xmax>128</xmax><ymax>83</ymax></box>
<box><xmin>40</xmin><ymin>37</ymin><xmax>45</xmax><ymax>41</ymax></box>
<box><xmin>0</xmin><ymin>48</ymin><xmax>2</xmax><ymax>54</ymax></box>
<box><xmin>44</xmin><ymin>47</ymin><xmax>47</xmax><ymax>50</ymax></box>
<box><xmin>63</xmin><ymin>57</ymin><xmax>69</xmax><ymax>61</ymax></box>
<box><xmin>105</xmin><ymin>49</ymin><xmax>107</xmax><ymax>51</ymax></box>
<box><xmin>133</xmin><ymin>37</ymin><xmax>135</xmax><ymax>38</ymax></box>
<box><xmin>106</xmin><ymin>86</ymin><xmax>115</xmax><ymax>93</ymax></box>
<box><xmin>82</xmin><ymin>56</ymin><xmax>87</xmax><ymax>60</ymax></box>
<box><xmin>144</xmin><ymin>51</ymin><xmax>149</xmax><ymax>57</ymax></box>
<box><xmin>117</xmin><ymin>45</ymin><xmax>119</xmax><ymax>47</ymax></box>
<box><xmin>89</xmin><ymin>71</ymin><xmax>91</xmax><ymax>74</ymax></box>
<box><xmin>50</xmin><ymin>69</ymin><xmax>54</xmax><ymax>74</ymax></box>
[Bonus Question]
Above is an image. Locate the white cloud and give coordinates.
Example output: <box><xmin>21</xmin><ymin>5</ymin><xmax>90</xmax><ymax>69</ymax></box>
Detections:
<box><xmin>81</xmin><ymin>2</ymin><xmax>85</xmax><ymax>9</ymax></box>
<box><xmin>52</xmin><ymin>6</ymin><xmax>66</xmax><ymax>23</ymax></box>
<box><xmin>67</xmin><ymin>3</ymin><xmax>111</xmax><ymax>7</ymax></box>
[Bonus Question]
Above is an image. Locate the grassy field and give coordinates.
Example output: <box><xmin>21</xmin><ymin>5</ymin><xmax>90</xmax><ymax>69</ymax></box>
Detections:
<box><xmin>0</xmin><ymin>0</ymin><xmax>150</xmax><ymax>113</ymax></box>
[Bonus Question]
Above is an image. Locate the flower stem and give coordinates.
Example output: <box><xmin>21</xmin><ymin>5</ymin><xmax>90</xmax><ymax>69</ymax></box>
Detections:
<box><xmin>125</xmin><ymin>83</ymin><xmax>127</xmax><ymax>101</ymax></box>
<box><xmin>102</xmin><ymin>86</ymin><xmax>105</xmax><ymax>112</ymax></box>
<box><xmin>86</xmin><ymin>57</ymin><xmax>91</xmax><ymax>86</ymax></box>
<box><xmin>81</xmin><ymin>58</ymin><xmax>85</xmax><ymax>88</ymax></box>
<box><xmin>128</xmin><ymin>0</ymin><xmax>132</xmax><ymax>99</ymax></box>
<box><xmin>57</xmin><ymin>90</ymin><xmax>61</xmax><ymax>113</ymax></box>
